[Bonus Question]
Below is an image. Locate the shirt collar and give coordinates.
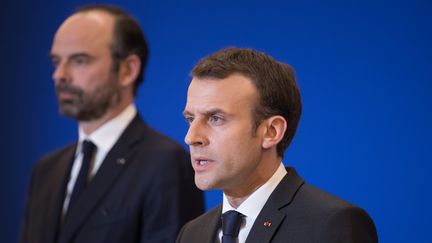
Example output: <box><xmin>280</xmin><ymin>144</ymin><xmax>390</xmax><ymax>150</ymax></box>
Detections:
<box><xmin>77</xmin><ymin>104</ymin><xmax>137</xmax><ymax>155</ymax></box>
<box><xmin>222</xmin><ymin>162</ymin><xmax>287</xmax><ymax>220</ymax></box>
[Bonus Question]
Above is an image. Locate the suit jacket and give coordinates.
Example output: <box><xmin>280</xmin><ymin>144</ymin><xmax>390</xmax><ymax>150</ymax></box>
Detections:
<box><xmin>21</xmin><ymin>114</ymin><xmax>204</xmax><ymax>243</ymax></box>
<box><xmin>176</xmin><ymin>167</ymin><xmax>377</xmax><ymax>243</ymax></box>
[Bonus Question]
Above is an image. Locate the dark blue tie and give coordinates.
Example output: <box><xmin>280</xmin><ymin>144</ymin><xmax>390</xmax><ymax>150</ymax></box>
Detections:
<box><xmin>68</xmin><ymin>140</ymin><xmax>96</xmax><ymax>210</ymax></box>
<box><xmin>222</xmin><ymin>210</ymin><xmax>244</xmax><ymax>243</ymax></box>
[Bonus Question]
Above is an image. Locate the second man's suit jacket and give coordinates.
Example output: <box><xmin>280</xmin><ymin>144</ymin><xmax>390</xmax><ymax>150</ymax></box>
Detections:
<box><xmin>21</xmin><ymin>114</ymin><xmax>204</xmax><ymax>243</ymax></box>
<box><xmin>176</xmin><ymin>167</ymin><xmax>378</xmax><ymax>243</ymax></box>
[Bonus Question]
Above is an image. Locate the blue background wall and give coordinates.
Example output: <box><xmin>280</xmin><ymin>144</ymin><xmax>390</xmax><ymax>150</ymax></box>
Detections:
<box><xmin>2</xmin><ymin>0</ymin><xmax>431</xmax><ymax>242</ymax></box>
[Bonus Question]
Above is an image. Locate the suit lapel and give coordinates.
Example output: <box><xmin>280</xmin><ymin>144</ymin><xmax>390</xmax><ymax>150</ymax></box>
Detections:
<box><xmin>204</xmin><ymin>206</ymin><xmax>222</xmax><ymax>243</ymax></box>
<box><xmin>245</xmin><ymin>167</ymin><xmax>304</xmax><ymax>243</ymax></box>
<box><xmin>57</xmin><ymin>115</ymin><xmax>146</xmax><ymax>243</ymax></box>
<box><xmin>193</xmin><ymin>205</ymin><xmax>221</xmax><ymax>243</ymax></box>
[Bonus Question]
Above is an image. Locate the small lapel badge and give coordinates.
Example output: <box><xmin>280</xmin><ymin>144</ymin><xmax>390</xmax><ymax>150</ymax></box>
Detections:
<box><xmin>263</xmin><ymin>221</ymin><xmax>272</xmax><ymax>227</ymax></box>
<box><xmin>116</xmin><ymin>158</ymin><xmax>126</xmax><ymax>165</ymax></box>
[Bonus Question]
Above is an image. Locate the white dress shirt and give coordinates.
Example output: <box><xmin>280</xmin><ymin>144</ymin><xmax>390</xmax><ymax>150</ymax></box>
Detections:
<box><xmin>218</xmin><ymin>163</ymin><xmax>287</xmax><ymax>243</ymax></box>
<box><xmin>62</xmin><ymin>104</ymin><xmax>137</xmax><ymax>215</ymax></box>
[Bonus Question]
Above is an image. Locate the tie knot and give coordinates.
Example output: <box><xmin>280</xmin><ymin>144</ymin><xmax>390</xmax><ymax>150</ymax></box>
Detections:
<box><xmin>82</xmin><ymin>140</ymin><xmax>96</xmax><ymax>156</ymax></box>
<box><xmin>222</xmin><ymin>210</ymin><xmax>244</xmax><ymax>238</ymax></box>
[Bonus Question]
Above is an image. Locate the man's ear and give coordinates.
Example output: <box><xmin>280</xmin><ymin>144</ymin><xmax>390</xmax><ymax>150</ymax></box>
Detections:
<box><xmin>261</xmin><ymin>115</ymin><xmax>287</xmax><ymax>149</ymax></box>
<box><xmin>118</xmin><ymin>54</ymin><xmax>141</xmax><ymax>87</ymax></box>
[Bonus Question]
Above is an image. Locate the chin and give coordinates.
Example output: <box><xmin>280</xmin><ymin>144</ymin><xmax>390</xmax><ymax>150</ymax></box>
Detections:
<box><xmin>195</xmin><ymin>178</ymin><xmax>216</xmax><ymax>191</ymax></box>
<box><xmin>60</xmin><ymin>108</ymin><xmax>79</xmax><ymax>119</ymax></box>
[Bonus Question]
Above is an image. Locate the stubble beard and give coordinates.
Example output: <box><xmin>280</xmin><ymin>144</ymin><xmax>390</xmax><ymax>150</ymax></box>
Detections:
<box><xmin>56</xmin><ymin>71</ymin><xmax>121</xmax><ymax>122</ymax></box>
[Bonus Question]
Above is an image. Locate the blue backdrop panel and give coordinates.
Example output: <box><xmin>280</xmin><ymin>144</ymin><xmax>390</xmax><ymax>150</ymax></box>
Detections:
<box><xmin>2</xmin><ymin>0</ymin><xmax>431</xmax><ymax>242</ymax></box>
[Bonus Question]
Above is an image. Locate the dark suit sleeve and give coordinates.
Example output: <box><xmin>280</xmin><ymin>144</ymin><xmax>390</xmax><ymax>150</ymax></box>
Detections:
<box><xmin>20</xmin><ymin>158</ymin><xmax>49</xmax><ymax>243</ymax></box>
<box><xmin>320</xmin><ymin>206</ymin><xmax>378</xmax><ymax>243</ymax></box>
<box><xmin>19</xmin><ymin>165</ymin><xmax>37</xmax><ymax>243</ymax></box>
<box><xmin>139</xmin><ymin>147</ymin><xmax>204</xmax><ymax>243</ymax></box>
<box><xmin>175</xmin><ymin>223</ymin><xmax>187</xmax><ymax>243</ymax></box>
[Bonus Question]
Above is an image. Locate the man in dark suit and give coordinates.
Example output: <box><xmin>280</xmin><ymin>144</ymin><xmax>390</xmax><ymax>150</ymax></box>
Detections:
<box><xmin>20</xmin><ymin>5</ymin><xmax>204</xmax><ymax>243</ymax></box>
<box><xmin>177</xmin><ymin>47</ymin><xmax>378</xmax><ymax>243</ymax></box>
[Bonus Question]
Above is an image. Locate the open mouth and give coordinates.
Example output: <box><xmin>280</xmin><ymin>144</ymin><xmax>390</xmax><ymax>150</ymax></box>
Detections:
<box><xmin>198</xmin><ymin>160</ymin><xmax>209</xmax><ymax>165</ymax></box>
<box><xmin>193</xmin><ymin>157</ymin><xmax>213</xmax><ymax>171</ymax></box>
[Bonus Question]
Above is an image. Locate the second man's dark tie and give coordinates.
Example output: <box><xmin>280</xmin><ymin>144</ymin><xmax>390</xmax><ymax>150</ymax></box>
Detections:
<box><xmin>222</xmin><ymin>210</ymin><xmax>244</xmax><ymax>243</ymax></box>
<box><xmin>68</xmin><ymin>140</ymin><xmax>96</xmax><ymax>210</ymax></box>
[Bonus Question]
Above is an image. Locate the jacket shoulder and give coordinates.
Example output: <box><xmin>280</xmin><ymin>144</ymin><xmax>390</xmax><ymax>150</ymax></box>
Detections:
<box><xmin>279</xmin><ymin>181</ymin><xmax>378</xmax><ymax>242</ymax></box>
<box><xmin>33</xmin><ymin>143</ymin><xmax>75</xmax><ymax>171</ymax></box>
<box><xmin>127</xmin><ymin>117</ymin><xmax>186</xmax><ymax>154</ymax></box>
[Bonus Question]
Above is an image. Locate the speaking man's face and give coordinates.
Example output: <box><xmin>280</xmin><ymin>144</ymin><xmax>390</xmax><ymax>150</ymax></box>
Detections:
<box><xmin>183</xmin><ymin>74</ymin><xmax>269</xmax><ymax>196</ymax></box>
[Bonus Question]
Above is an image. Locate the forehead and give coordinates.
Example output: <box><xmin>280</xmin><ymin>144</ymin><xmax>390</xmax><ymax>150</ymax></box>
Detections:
<box><xmin>185</xmin><ymin>74</ymin><xmax>258</xmax><ymax>113</ymax></box>
<box><xmin>51</xmin><ymin>11</ymin><xmax>115</xmax><ymax>54</ymax></box>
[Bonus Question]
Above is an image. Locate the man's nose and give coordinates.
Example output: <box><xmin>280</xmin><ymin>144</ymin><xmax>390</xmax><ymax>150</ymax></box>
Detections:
<box><xmin>52</xmin><ymin>62</ymin><xmax>71</xmax><ymax>84</ymax></box>
<box><xmin>185</xmin><ymin>120</ymin><xmax>208</xmax><ymax>147</ymax></box>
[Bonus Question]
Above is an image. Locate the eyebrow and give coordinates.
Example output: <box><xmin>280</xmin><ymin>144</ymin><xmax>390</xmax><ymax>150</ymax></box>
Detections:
<box><xmin>70</xmin><ymin>53</ymin><xmax>92</xmax><ymax>59</ymax></box>
<box><xmin>182</xmin><ymin>108</ymin><xmax>229</xmax><ymax>117</ymax></box>
<box><xmin>182</xmin><ymin>110</ymin><xmax>192</xmax><ymax>117</ymax></box>
<box><xmin>49</xmin><ymin>52</ymin><xmax>92</xmax><ymax>61</ymax></box>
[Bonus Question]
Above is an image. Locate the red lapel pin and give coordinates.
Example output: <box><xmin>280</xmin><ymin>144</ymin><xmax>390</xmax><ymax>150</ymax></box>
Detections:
<box><xmin>263</xmin><ymin>221</ymin><xmax>272</xmax><ymax>227</ymax></box>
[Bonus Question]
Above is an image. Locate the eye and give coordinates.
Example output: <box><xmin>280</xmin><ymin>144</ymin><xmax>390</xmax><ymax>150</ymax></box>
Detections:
<box><xmin>184</xmin><ymin>116</ymin><xmax>194</xmax><ymax>124</ymax></box>
<box><xmin>51</xmin><ymin>57</ymin><xmax>60</xmax><ymax>68</ymax></box>
<box><xmin>209</xmin><ymin>115</ymin><xmax>224</xmax><ymax>125</ymax></box>
<box><xmin>73</xmin><ymin>56</ymin><xmax>90</xmax><ymax>65</ymax></box>
<box><xmin>69</xmin><ymin>54</ymin><xmax>92</xmax><ymax>66</ymax></box>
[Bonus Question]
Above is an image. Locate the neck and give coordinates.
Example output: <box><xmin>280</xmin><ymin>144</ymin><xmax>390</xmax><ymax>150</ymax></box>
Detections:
<box><xmin>225</xmin><ymin>152</ymin><xmax>282</xmax><ymax>208</ymax></box>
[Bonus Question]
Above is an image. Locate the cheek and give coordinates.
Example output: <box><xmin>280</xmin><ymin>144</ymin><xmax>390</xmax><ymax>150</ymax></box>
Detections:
<box><xmin>212</xmin><ymin>124</ymin><xmax>259</xmax><ymax>165</ymax></box>
<box><xmin>215</xmin><ymin>139</ymin><xmax>251</xmax><ymax>171</ymax></box>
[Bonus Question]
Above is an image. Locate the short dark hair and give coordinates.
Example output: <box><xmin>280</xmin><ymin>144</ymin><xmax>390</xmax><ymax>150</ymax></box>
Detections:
<box><xmin>191</xmin><ymin>47</ymin><xmax>302</xmax><ymax>157</ymax></box>
<box><xmin>75</xmin><ymin>4</ymin><xmax>149</xmax><ymax>96</ymax></box>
